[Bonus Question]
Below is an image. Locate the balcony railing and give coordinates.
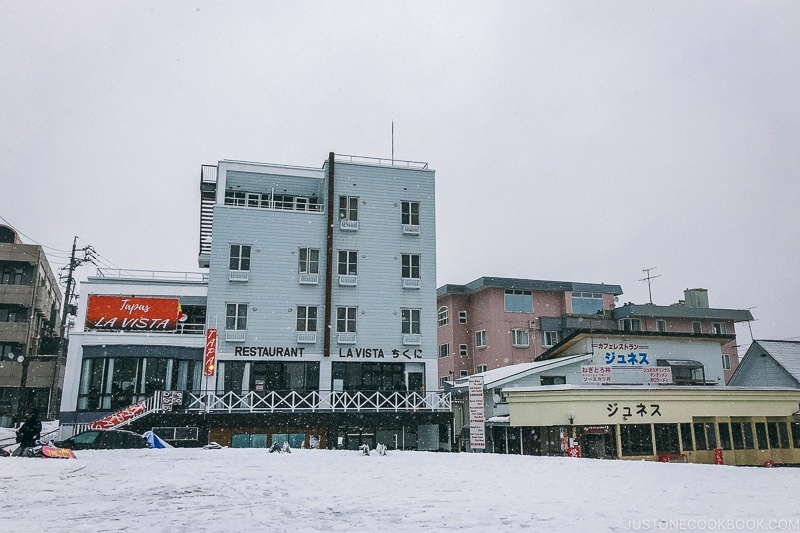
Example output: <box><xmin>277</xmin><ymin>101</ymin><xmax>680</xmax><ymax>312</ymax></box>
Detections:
<box><xmin>402</xmin><ymin>334</ymin><xmax>422</xmax><ymax>346</ymax></box>
<box><xmin>337</xmin><ymin>333</ymin><xmax>357</xmax><ymax>344</ymax></box>
<box><xmin>338</xmin><ymin>275</ymin><xmax>357</xmax><ymax>286</ymax></box>
<box><xmin>184</xmin><ymin>390</ymin><xmax>451</xmax><ymax>413</ymax></box>
<box><xmin>340</xmin><ymin>220</ymin><xmax>359</xmax><ymax>231</ymax></box>
<box><xmin>402</xmin><ymin>224</ymin><xmax>420</xmax><ymax>235</ymax></box>
<box><xmin>296</xmin><ymin>332</ymin><xmax>317</xmax><ymax>343</ymax></box>
<box><xmin>225</xmin><ymin>330</ymin><xmax>247</xmax><ymax>342</ymax></box>
<box><xmin>402</xmin><ymin>278</ymin><xmax>421</xmax><ymax>289</ymax></box>
<box><xmin>229</xmin><ymin>270</ymin><xmax>250</xmax><ymax>282</ymax></box>
<box><xmin>299</xmin><ymin>273</ymin><xmax>319</xmax><ymax>285</ymax></box>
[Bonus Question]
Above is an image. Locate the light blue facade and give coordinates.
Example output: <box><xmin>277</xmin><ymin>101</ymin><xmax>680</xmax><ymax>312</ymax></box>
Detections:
<box><xmin>202</xmin><ymin>155</ymin><xmax>438</xmax><ymax>393</ymax></box>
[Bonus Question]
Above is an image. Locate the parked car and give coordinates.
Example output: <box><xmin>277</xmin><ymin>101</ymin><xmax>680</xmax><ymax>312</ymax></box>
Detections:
<box><xmin>54</xmin><ymin>429</ymin><xmax>148</xmax><ymax>450</ymax></box>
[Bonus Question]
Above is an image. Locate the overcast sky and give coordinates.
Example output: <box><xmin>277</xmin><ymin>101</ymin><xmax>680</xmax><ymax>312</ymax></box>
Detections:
<box><xmin>1</xmin><ymin>1</ymin><xmax>798</xmax><ymax>347</ymax></box>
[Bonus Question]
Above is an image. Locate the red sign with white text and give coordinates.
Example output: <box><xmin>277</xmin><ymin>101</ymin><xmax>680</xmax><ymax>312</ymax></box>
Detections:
<box><xmin>204</xmin><ymin>328</ymin><xmax>217</xmax><ymax>376</ymax></box>
<box><xmin>85</xmin><ymin>295</ymin><xmax>180</xmax><ymax>331</ymax></box>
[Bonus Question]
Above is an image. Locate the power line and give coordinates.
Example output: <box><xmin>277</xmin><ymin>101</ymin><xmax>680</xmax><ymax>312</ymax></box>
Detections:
<box><xmin>0</xmin><ymin>215</ymin><xmax>73</xmax><ymax>253</ymax></box>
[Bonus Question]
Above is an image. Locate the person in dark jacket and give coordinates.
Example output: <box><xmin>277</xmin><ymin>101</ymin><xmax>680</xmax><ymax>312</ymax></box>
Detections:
<box><xmin>13</xmin><ymin>408</ymin><xmax>42</xmax><ymax>457</ymax></box>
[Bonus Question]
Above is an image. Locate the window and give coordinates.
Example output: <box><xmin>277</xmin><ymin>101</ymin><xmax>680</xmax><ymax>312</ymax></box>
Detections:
<box><xmin>458</xmin><ymin>311</ymin><xmax>467</xmax><ymax>324</ymax></box>
<box><xmin>721</xmin><ymin>354</ymin><xmax>731</xmax><ymax>370</ymax></box>
<box><xmin>438</xmin><ymin>344</ymin><xmax>450</xmax><ymax>358</ymax></box>
<box><xmin>229</xmin><ymin>244</ymin><xmax>251</xmax><ymax>271</ymax></box>
<box><xmin>402</xmin><ymin>309</ymin><xmax>421</xmax><ymax>335</ymax></box>
<box><xmin>224</xmin><ymin>190</ymin><xmax>246</xmax><ymax>206</ymax></box>
<box><xmin>437</xmin><ymin>306</ymin><xmax>449</xmax><ymax>327</ymax></box>
<box><xmin>339</xmin><ymin>196</ymin><xmax>358</xmax><ymax>221</ymax></box>
<box><xmin>401</xmin><ymin>201</ymin><xmax>419</xmax><ymax>225</ymax></box>
<box><xmin>621</xmin><ymin>424</ymin><xmax>653</xmax><ymax>456</ymax></box>
<box><xmin>337</xmin><ymin>251</ymin><xmax>358</xmax><ymax>276</ymax></box>
<box><xmin>511</xmin><ymin>329</ymin><xmax>529</xmax><ymax>347</ymax></box>
<box><xmin>296</xmin><ymin>306</ymin><xmax>317</xmax><ymax>332</ymax></box>
<box><xmin>226</xmin><ymin>303</ymin><xmax>248</xmax><ymax>330</ymax></box>
<box><xmin>692</xmin><ymin>321</ymin><xmax>702</xmax><ymax>334</ymax></box>
<box><xmin>742</xmin><ymin>422</ymin><xmax>756</xmax><ymax>449</ymax></box>
<box><xmin>459</xmin><ymin>344</ymin><xmax>468</xmax><ymax>357</ymax></box>
<box><xmin>540</xmin><ymin>376</ymin><xmax>566</xmax><ymax>385</ymax></box>
<box><xmin>476</xmin><ymin>364</ymin><xmax>488</xmax><ymax>373</ymax></box>
<box><xmin>1</xmin><ymin>343</ymin><xmax>22</xmax><ymax>360</ymax></box>
<box><xmin>654</xmin><ymin>424</ymin><xmax>680</xmax><ymax>454</ymax></box>
<box><xmin>336</xmin><ymin>307</ymin><xmax>357</xmax><ymax>333</ymax></box>
<box><xmin>679</xmin><ymin>423</ymin><xmax>693</xmax><ymax>451</ymax></box>
<box><xmin>542</xmin><ymin>331</ymin><xmax>560</xmax><ymax>347</ymax></box>
<box><xmin>731</xmin><ymin>422</ymin><xmax>745</xmax><ymax>450</ymax></box>
<box><xmin>475</xmin><ymin>330</ymin><xmax>487</xmax><ymax>348</ymax></box>
<box><xmin>791</xmin><ymin>422</ymin><xmax>800</xmax><ymax>448</ymax></box>
<box><xmin>619</xmin><ymin>318</ymin><xmax>641</xmax><ymax>332</ymax></box>
<box><xmin>768</xmin><ymin>421</ymin><xmax>790</xmax><ymax>449</ymax></box>
<box><xmin>693</xmin><ymin>422</ymin><xmax>715</xmax><ymax>450</ymax></box>
<box><xmin>504</xmin><ymin>290</ymin><xmax>533</xmax><ymax>313</ymax></box>
<box><xmin>460</xmin><ymin>370</ymin><xmax>469</xmax><ymax>378</ymax></box>
<box><xmin>656</xmin><ymin>320</ymin><xmax>667</xmax><ymax>333</ymax></box>
<box><xmin>571</xmin><ymin>292</ymin><xmax>603</xmax><ymax>315</ymax></box>
<box><xmin>401</xmin><ymin>254</ymin><xmax>420</xmax><ymax>279</ymax></box>
<box><xmin>711</xmin><ymin>322</ymin><xmax>726</xmax><ymax>335</ymax></box>
<box><xmin>0</xmin><ymin>306</ymin><xmax>27</xmax><ymax>323</ymax></box>
<box><xmin>298</xmin><ymin>248</ymin><xmax>319</xmax><ymax>274</ymax></box>
<box><xmin>755</xmin><ymin>422</ymin><xmax>768</xmax><ymax>449</ymax></box>
<box><xmin>440</xmin><ymin>377</ymin><xmax>448</xmax><ymax>388</ymax></box>
<box><xmin>1</xmin><ymin>263</ymin><xmax>28</xmax><ymax>285</ymax></box>
<box><xmin>718</xmin><ymin>423</ymin><xmax>732</xmax><ymax>450</ymax></box>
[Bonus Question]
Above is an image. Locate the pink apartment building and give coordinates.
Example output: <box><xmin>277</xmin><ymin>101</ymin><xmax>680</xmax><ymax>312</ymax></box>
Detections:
<box><xmin>437</xmin><ymin>279</ymin><xmax>753</xmax><ymax>386</ymax></box>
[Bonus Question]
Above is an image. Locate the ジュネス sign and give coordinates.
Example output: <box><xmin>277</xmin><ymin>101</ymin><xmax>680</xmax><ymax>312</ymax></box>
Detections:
<box><xmin>85</xmin><ymin>295</ymin><xmax>181</xmax><ymax>331</ymax></box>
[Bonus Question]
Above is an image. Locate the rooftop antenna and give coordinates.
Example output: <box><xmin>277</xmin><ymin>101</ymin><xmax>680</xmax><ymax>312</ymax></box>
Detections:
<box><xmin>637</xmin><ymin>267</ymin><xmax>661</xmax><ymax>304</ymax></box>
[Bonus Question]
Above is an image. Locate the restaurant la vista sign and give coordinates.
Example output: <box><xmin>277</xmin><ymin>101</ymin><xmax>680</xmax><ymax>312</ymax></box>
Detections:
<box><xmin>85</xmin><ymin>295</ymin><xmax>181</xmax><ymax>331</ymax></box>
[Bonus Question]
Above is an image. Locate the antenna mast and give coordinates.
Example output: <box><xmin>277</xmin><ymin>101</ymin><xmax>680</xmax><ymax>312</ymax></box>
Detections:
<box><xmin>637</xmin><ymin>267</ymin><xmax>661</xmax><ymax>304</ymax></box>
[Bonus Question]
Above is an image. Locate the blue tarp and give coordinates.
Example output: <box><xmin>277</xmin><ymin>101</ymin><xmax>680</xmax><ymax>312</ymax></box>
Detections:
<box><xmin>143</xmin><ymin>431</ymin><xmax>173</xmax><ymax>449</ymax></box>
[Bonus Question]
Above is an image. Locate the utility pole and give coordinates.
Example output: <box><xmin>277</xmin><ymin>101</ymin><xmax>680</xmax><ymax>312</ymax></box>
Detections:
<box><xmin>47</xmin><ymin>237</ymin><xmax>95</xmax><ymax>420</ymax></box>
<box><xmin>637</xmin><ymin>267</ymin><xmax>661</xmax><ymax>305</ymax></box>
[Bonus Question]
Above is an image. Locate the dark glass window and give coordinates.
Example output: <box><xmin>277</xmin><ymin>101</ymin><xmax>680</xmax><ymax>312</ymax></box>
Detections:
<box><xmin>331</xmin><ymin>362</ymin><xmax>404</xmax><ymax>392</ymax></box>
<box><xmin>743</xmin><ymin>422</ymin><xmax>755</xmax><ymax>449</ymax></box>
<box><xmin>654</xmin><ymin>424</ymin><xmax>680</xmax><ymax>454</ymax></box>
<box><xmin>778</xmin><ymin>422</ymin><xmax>790</xmax><ymax>449</ymax></box>
<box><xmin>791</xmin><ymin>422</ymin><xmax>800</xmax><ymax>448</ymax></box>
<box><xmin>768</xmin><ymin>422</ymin><xmax>790</xmax><ymax>449</ymax></box>
<box><xmin>731</xmin><ymin>422</ymin><xmax>745</xmax><ymax>450</ymax></box>
<box><xmin>693</xmin><ymin>423</ymin><xmax>708</xmax><ymax>450</ymax></box>
<box><xmin>680</xmin><ymin>423</ymin><xmax>693</xmax><ymax>451</ymax></box>
<box><xmin>504</xmin><ymin>290</ymin><xmax>533</xmax><ymax>313</ymax></box>
<box><xmin>621</xmin><ymin>424</ymin><xmax>653</xmax><ymax>456</ymax></box>
<box><xmin>718</xmin><ymin>423</ymin><xmax>732</xmax><ymax>450</ymax></box>
<box><xmin>755</xmin><ymin>422</ymin><xmax>769</xmax><ymax>449</ymax></box>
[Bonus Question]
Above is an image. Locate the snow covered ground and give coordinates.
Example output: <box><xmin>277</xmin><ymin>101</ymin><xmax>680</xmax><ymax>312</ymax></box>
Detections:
<box><xmin>2</xmin><ymin>437</ymin><xmax>799</xmax><ymax>533</ymax></box>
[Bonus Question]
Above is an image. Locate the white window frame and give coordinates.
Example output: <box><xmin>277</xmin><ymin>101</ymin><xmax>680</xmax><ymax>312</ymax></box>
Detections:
<box><xmin>298</xmin><ymin>248</ymin><xmax>320</xmax><ymax>275</ymax></box>
<box><xmin>439</xmin><ymin>343</ymin><xmax>450</xmax><ymax>358</ymax></box>
<box><xmin>459</xmin><ymin>370</ymin><xmax>469</xmax><ymax>378</ymax></box>
<box><xmin>475</xmin><ymin>330</ymin><xmax>487</xmax><ymax>349</ymax></box>
<box><xmin>512</xmin><ymin>329</ymin><xmax>529</xmax><ymax>348</ymax></box>
<box><xmin>225</xmin><ymin>303</ymin><xmax>248</xmax><ymax>330</ymax></box>
<box><xmin>339</xmin><ymin>196</ymin><xmax>358</xmax><ymax>221</ymax></box>
<box><xmin>229</xmin><ymin>244</ymin><xmax>251</xmax><ymax>271</ymax></box>
<box><xmin>401</xmin><ymin>201</ymin><xmax>420</xmax><ymax>225</ymax></box>
<box><xmin>656</xmin><ymin>319</ymin><xmax>667</xmax><ymax>333</ymax></box>
<box><xmin>336</xmin><ymin>307</ymin><xmax>357</xmax><ymax>333</ymax></box>
<box><xmin>459</xmin><ymin>344</ymin><xmax>468</xmax><ymax>357</ymax></box>
<box><xmin>542</xmin><ymin>330</ymin><xmax>560</xmax><ymax>347</ymax></box>
<box><xmin>401</xmin><ymin>254</ymin><xmax>420</xmax><ymax>280</ymax></box>
<box><xmin>402</xmin><ymin>308</ymin><xmax>421</xmax><ymax>335</ymax></box>
<box><xmin>476</xmin><ymin>364</ymin><xmax>488</xmax><ymax>373</ymax></box>
<box><xmin>438</xmin><ymin>306</ymin><xmax>449</xmax><ymax>327</ymax></box>
<box><xmin>692</xmin><ymin>321</ymin><xmax>702</xmax><ymax>334</ymax></box>
<box><xmin>458</xmin><ymin>311</ymin><xmax>467</xmax><ymax>324</ymax></box>
<box><xmin>712</xmin><ymin>322</ymin><xmax>727</xmax><ymax>335</ymax></box>
<box><xmin>296</xmin><ymin>306</ymin><xmax>318</xmax><ymax>333</ymax></box>
<box><xmin>338</xmin><ymin>250</ymin><xmax>358</xmax><ymax>276</ymax></box>
<box><xmin>722</xmin><ymin>353</ymin><xmax>731</xmax><ymax>370</ymax></box>
<box><xmin>619</xmin><ymin>318</ymin><xmax>642</xmax><ymax>332</ymax></box>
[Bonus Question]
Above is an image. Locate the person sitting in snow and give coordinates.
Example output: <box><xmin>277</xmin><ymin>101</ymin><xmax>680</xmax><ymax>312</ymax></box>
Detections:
<box><xmin>13</xmin><ymin>408</ymin><xmax>42</xmax><ymax>457</ymax></box>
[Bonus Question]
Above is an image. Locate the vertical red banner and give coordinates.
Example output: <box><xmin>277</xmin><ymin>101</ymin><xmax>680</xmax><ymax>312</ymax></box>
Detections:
<box><xmin>204</xmin><ymin>328</ymin><xmax>217</xmax><ymax>376</ymax></box>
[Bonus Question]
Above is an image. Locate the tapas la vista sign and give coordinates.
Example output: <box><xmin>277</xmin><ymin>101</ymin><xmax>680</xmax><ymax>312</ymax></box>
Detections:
<box><xmin>85</xmin><ymin>295</ymin><xmax>181</xmax><ymax>331</ymax></box>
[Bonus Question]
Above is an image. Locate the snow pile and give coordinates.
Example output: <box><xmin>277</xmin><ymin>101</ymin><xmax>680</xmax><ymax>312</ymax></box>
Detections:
<box><xmin>1</xmin><ymin>447</ymin><xmax>799</xmax><ymax>532</ymax></box>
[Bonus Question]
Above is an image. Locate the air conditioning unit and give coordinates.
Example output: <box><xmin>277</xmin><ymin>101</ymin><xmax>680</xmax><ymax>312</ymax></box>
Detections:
<box><xmin>529</xmin><ymin>320</ymin><xmax>540</xmax><ymax>330</ymax></box>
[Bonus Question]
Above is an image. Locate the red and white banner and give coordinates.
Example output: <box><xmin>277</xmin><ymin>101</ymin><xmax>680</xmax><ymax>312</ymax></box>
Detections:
<box><xmin>89</xmin><ymin>401</ymin><xmax>147</xmax><ymax>430</ymax></box>
<box><xmin>85</xmin><ymin>295</ymin><xmax>181</xmax><ymax>331</ymax></box>
<box><xmin>204</xmin><ymin>328</ymin><xmax>218</xmax><ymax>376</ymax></box>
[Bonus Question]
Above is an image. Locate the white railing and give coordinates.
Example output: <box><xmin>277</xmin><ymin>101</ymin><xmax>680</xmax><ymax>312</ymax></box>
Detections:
<box><xmin>337</xmin><ymin>333</ymin><xmax>357</xmax><ymax>344</ymax></box>
<box><xmin>229</xmin><ymin>270</ymin><xmax>250</xmax><ymax>282</ymax></box>
<box><xmin>225</xmin><ymin>330</ymin><xmax>247</xmax><ymax>342</ymax></box>
<box><xmin>402</xmin><ymin>278</ymin><xmax>421</xmax><ymax>289</ymax></box>
<box><xmin>296</xmin><ymin>332</ymin><xmax>317</xmax><ymax>343</ymax></box>
<box><xmin>402</xmin><ymin>224</ymin><xmax>420</xmax><ymax>235</ymax></box>
<box><xmin>334</xmin><ymin>153</ymin><xmax>429</xmax><ymax>170</ymax></box>
<box><xmin>299</xmin><ymin>273</ymin><xmax>319</xmax><ymax>285</ymax></box>
<box><xmin>95</xmin><ymin>268</ymin><xmax>209</xmax><ymax>282</ymax></box>
<box><xmin>402</xmin><ymin>334</ymin><xmax>422</xmax><ymax>346</ymax></box>
<box><xmin>338</xmin><ymin>275</ymin><xmax>357</xmax><ymax>286</ymax></box>
<box><xmin>340</xmin><ymin>220</ymin><xmax>359</xmax><ymax>231</ymax></box>
<box><xmin>184</xmin><ymin>390</ymin><xmax>451</xmax><ymax>413</ymax></box>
